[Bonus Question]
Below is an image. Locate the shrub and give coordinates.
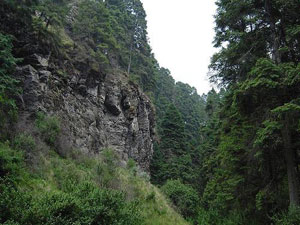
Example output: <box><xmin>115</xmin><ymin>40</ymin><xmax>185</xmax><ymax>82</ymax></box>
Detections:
<box><xmin>161</xmin><ymin>179</ymin><xmax>199</xmax><ymax>219</ymax></box>
<box><xmin>0</xmin><ymin>143</ymin><xmax>144</xmax><ymax>225</ymax></box>
<box><xmin>0</xmin><ymin>142</ymin><xmax>23</xmax><ymax>180</ymax></box>
<box><xmin>145</xmin><ymin>191</ymin><xmax>156</xmax><ymax>202</ymax></box>
<box><xmin>272</xmin><ymin>206</ymin><xmax>300</xmax><ymax>225</ymax></box>
<box><xmin>95</xmin><ymin>149</ymin><xmax>119</xmax><ymax>187</ymax></box>
<box><xmin>35</xmin><ymin>112</ymin><xmax>60</xmax><ymax>146</ymax></box>
<box><xmin>12</xmin><ymin>133</ymin><xmax>36</xmax><ymax>153</ymax></box>
<box><xmin>127</xmin><ymin>158</ymin><xmax>138</xmax><ymax>175</ymax></box>
<box><xmin>197</xmin><ymin>208</ymin><xmax>245</xmax><ymax>225</ymax></box>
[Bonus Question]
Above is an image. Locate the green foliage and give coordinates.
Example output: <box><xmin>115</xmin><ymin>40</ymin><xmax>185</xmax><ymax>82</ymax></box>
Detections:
<box><xmin>162</xmin><ymin>179</ymin><xmax>199</xmax><ymax>219</ymax></box>
<box><xmin>254</xmin><ymin>120</ymin><xmax>282</xmax><ymax>148</ymax></box>
<box><xmin>1</xmin><ymin>181</ymin><xmax>142</xmax><ymax>225</ymax></box>
<box><xmin>174</xmin><ymin>82</ymin><xmax>206</xmax><ymax>145</ymax></box>
<box><xmin>0</xmin><ymin>34</ymin><xmax>19</xmax><ymax>77</ymax></box>
<box><xmin>160</xmin><ymin>104</ymin><xmax>186</xmax><ymax>153</ymax></box>
<box><xmin>0</xmin><ymin>33</ymin><xmax>21</xmax><ymax>137</ymax></box>
<box><xmin>0</xmin><ymin>142</ymin><xmax>23</xmax><ymax>180</ymax></box>
<box><xmin>95</xmin><ymin>149</ymin><xmax>120</xmax><ymax>187</ymax></box>
<box><xmin>150</xmin><ymin>104</ymin><xmax>195</xmax><ymax>185</ymax></box>
<box><xmin>272</xmin><ymin>206</ymin><xmax>300</xmax><ymax>225</ymax></box>
<box><xmin>73</xmin><ymin>0</ymin><xmax>118</xmax><ymax>69</ymax></box>
<box><xmin>127</xmin><ymin>158</ymin><xmax>138</xmax><ymax>176</ymax></box>
<box><xmin>0</xmin><ymin>140</ymin><xmax>189</xmax><ymax>225</ymax></box>
<box><xmin>0</xmin><ymin>143</ymin><xmax>142</xmax><ymax>225</ymax></box>
<box><xmin>198</xmin><ymin>0</ymin><xmax>300</xmax><ymax>223</ymax></box>
<box><xmin>153</xmin><ymin>68</ymin><xmax>207</xmax><ymax>145</ymax></box>
<box><xmin>197</xmin><ymin>208</ymin><xmax>246</xmax><ymax>225</ymax></box>
<box><xmin>35</xmin><ymin>0</ymin><xmax>69</xmax><ymax>28</ymax></box>
<box><xmin>12</xmin><ymin>133</ymin><xmax>36</xmax><ymax>153</ymax></box>
<box><xmin>31</xmin><ymin>185</ymin><xmax>141</xmax><ymax>225</ymax></box>
<box><xmin>35</xmin><ymin>112</ymin><xmax>60</xmax><ymax>147</ymax></box>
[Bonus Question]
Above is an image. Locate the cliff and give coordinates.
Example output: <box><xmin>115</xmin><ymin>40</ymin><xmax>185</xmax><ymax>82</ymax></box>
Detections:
<box><xmin>14</xmin><ymin>50</ymin><xmax>155</xmax><ymax>172</ymax></box>
<box><xmin>1</xmin><ymin>1</ymin><xmax>156</xmax><ymax>171</ymax></box>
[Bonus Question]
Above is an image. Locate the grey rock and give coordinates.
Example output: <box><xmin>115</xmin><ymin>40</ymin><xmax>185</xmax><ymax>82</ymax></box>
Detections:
<box><xmin>16</xmin><ymin>63</ymin><xmax>155</xmax><ymax>172</ymax></box>
<box><xmin>16</xmin><ymin>65</ymin><xmax>41</xmax><ymax>111</ymax></box>
<box><xmin>27</xmin><ymin>54</ymin><xmax>49</xmax><ymax>68</ymax></box>
<box><xmin>87</xmin><ymin>86</ymin><xmax>98</xmax><ymax>97</ymax></box>
<box><xmin>121</xmin><ymin>96</ymin><xmax>131</xmax><ymax>110</ymax></box>
<box><xmin>104</xmin><ymin>94</ymin><xmax>122</xmax><ymax>116</ymax></box>
<box><xmin>39</xmin><ymin>70</ymin><xmax>51</xmax><ymax>82</ymax></box>
<box><xmin>78</xmin><ymin>84</ymin><xmax>87</xmax><ymax>95</ymax></box>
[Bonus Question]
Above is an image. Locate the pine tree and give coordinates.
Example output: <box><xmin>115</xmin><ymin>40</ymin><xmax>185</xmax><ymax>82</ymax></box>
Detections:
<box><xmin>202</xmin><ymin>0</ymin><xmax>300</xmax><ymax>222</ymax></box>
<box><xmin>150</xmin><ymin>104</ymin><xmax>193</xmax><ymax>184</ymax></box>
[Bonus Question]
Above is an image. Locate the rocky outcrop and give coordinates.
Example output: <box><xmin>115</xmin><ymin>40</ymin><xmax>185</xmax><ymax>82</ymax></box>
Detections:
<box><xmin>15</xmin><ymin>54</ymin><xmax>155</xmax><ymax>171</ymax></box>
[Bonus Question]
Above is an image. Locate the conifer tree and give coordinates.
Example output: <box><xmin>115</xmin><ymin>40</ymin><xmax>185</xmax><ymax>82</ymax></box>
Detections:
<box><xmin>203</xmin><ymin>0</ymin><xmax>300</xmax><ymax>222</ymax></box>
<box><xmin>150</xmin><ymin>104</ymin><xmax>193</xmax><ymax>184</ymax></box>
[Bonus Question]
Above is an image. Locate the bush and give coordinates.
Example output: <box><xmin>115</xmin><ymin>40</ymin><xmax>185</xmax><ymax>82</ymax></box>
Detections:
<box><xmin>0</xmin><ymin>142</ymin><xmax>23</xmax><ymax>180</ymax></box>
<box><xmin>35</xmin><ymin>112</ymin><xmax>60</xmax><ymax>146</ymax></box>
<box><xmin>0</xmin><ymin>143</ymin><xmax>144</xmax><ymax>225</ymax></box>
<box><xmin>127</xmin><ymin>158</ymin><xmax>138</xmax><ymax>175</ymax></box>
<box><xmin>161</xmin><ymin>179</ymin><xmax>199</xmax><ymax>219</ymax></box>
<box><xmin>197</xmin><ymin>208</ymin><xmax>245</xmax><ymax>225</ymax></box>
<box><xmin>272</xmin><ymin>206</ymin><xmax>300</xmax><ymax>225</ymax></box>
<box><xmin>12</xmin><ymin>133</ymin><xmax>36</xmax><ymax>153</ymax></box>
<box><xmin>1</xmin><ymin>180</ymin><xmax>143</xmax><ymax>225</ymax></box>
<box><xmin>95</xmin><ymin>149</ymin><xmax>119</xmax><ymax>187</ymax></box>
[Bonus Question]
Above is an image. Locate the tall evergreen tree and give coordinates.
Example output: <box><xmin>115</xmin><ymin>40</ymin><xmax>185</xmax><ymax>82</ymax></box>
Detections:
<box><xmin>202</xmin><ymin>0</ymin><xmax>300</xmax><ymax>222</ymax></box>
<box><xmin>150</xmin><ymin>104</ymin><xmax>194</xmax><ymax>185</ymax></box>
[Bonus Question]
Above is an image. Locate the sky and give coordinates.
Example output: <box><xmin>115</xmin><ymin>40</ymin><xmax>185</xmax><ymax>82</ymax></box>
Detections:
<box><xmin>140</xmin><ymin>0</ymin><xmax>217</xmax><ymax>95</ymax></box>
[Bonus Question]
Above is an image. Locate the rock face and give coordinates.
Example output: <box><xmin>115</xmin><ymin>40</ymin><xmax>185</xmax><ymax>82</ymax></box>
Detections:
<box><xmin>15</xmin><ymin>54</ymin><xmax>155</xmax><ymax>171</ymax></box>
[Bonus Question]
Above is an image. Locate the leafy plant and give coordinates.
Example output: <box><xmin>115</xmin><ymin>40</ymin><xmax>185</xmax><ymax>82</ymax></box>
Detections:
<box><xmin>0</xmin><ymin>33</ymin><xmax>21</xmax><ymax>138</ymax></box>
<box><xmin>0</xmin><ymin>142</ymin><xmax>23</xmax><ymax>180</ymax></box>
<box><xmin>272</xmin><ymin>206</ymin><xmax>300</xmax><ymax>225</ymax></box>
<box><xmin>12</xmin><ymin>133</ymin><xmax>36</xmax><ymax>153</ymax></box>
<box><xmin>162</xmin><ymin>179</ymin><xmax>199</xmax><ymax>219</ymax></box>
<box><xmin>35</xmin><ymin>112</ymin><xmax>60</xmax><ymax>147</ymax></box>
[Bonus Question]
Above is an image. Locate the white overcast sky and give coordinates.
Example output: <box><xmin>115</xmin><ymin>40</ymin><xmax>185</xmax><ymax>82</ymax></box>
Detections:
<box><xmin>141</xmin><ymin>0</ymin><xmax>217</xmax><ymax>95</ymax></box>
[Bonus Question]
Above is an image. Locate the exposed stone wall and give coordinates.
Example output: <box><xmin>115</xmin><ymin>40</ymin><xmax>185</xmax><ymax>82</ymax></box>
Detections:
<box><xmin>15</xmin><ymin>54</ymin><xmax>155</xmax><ymax>171</ymax></box>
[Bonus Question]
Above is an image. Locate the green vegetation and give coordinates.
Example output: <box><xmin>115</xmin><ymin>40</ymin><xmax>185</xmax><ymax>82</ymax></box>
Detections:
<box><xmin>0</xmin><ymin>33</ymin><xmax>21</xmax><ymax>139</ymax></box>
<box><xmin>0</xmin><ymin>139</ymin><xmax>189</xmax><ymax>225</ymax></box>
<box><xmin>0</xmin><ymin>142</ymin><xmax>141</xmax><ymax>225</ymax></box>
<box><xmin>151</xmin><ymin>104</ymin><xmax>189</xmax><ymax>184</ymax></box>
<box><xmin>35</xmin><ymin>112</ymin><xmax>60</xmax><ymax>147</ymax></box>
<box><xmin>0</xmin><ymin>104</ymin><xmax>188</xmax><ymax>225</ymax></box>
<box><xmin>162</xmin><ymin>179</ymin><xmax>199</xmax><ymax>220</ymax></box>
<box><xmin>149</xmin><ymin>0</ymin><xmax>300</xmax><ymax>224</ymax></box>
<box><xmin>192</xmin><ymin>0</ymin><xmax>300</xmax><ymax>224</ymax></box>
<box><xmin>2</xmin><ymin>0</ymin><xmax>300</xmax><ymax>224</ymax></box>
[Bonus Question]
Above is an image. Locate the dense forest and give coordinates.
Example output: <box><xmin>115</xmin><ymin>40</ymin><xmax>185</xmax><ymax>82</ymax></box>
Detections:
<box><xmin>1</xmin><ymin>0</ymin><xmax>300</xmax><ymax>225</ymax></box>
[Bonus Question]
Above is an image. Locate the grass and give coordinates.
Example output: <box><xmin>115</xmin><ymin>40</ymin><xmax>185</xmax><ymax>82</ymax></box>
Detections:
<box><xmin>117</xmin><ymin>166</ymin><xmax>190</xmax><ymax>225</ymax></box>
<box><xmin>0</xmin><ymin>140</ymin><xmax>189</xmax><ymax>225</ymax></box>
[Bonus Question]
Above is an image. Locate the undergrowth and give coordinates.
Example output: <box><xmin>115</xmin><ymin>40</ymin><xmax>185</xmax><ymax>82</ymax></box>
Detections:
<box><xmin>0</xmin><ymin>135</ymin><xmax>189</xmax><ymax>225</ymax></box>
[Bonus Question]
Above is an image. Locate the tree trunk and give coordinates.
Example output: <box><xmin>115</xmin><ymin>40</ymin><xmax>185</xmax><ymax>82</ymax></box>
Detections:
<box><xmin>127</xmin><ymin>18</ymin><xmax>138</xmax><ymax>75</ymax></box>
<box><xmin>127</xmin><ymin>41</ymin><xmax>133</xmax><ymax>75</ymax></box>
<box><xmin>265</xmin><ymin>0</ymin><xmax>281</xmax><ymax>64</ymax></box>
<box><xmin>282</xmin><ymin>120</ymin><xmax>300</xmax><ymax>206</ymax></box>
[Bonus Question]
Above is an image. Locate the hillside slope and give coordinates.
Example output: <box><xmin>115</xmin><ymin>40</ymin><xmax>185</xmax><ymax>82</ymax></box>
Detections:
<box><xmin>0</xmin><ymin>139</ymin><xmax>189</xmax><ymax>225</ymax></box>
<box><xmin>0</xmin><ymin>0</ymin><xmax>190</xmax><ymax>224</ymax></box>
